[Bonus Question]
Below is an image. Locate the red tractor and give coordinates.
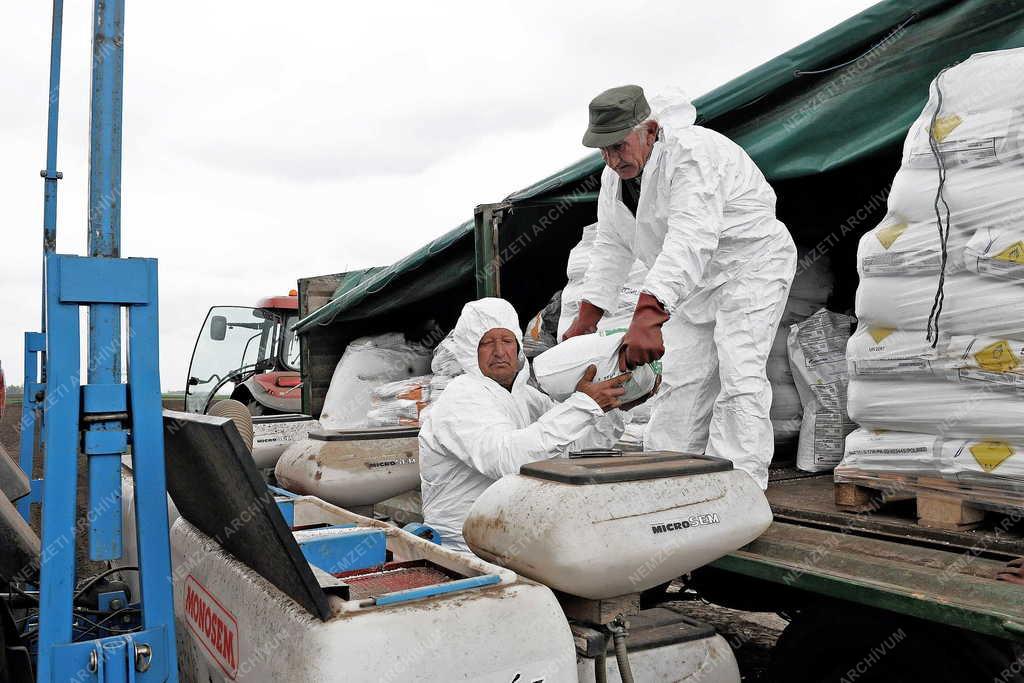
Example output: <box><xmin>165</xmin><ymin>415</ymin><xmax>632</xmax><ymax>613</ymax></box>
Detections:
<box><xmin>185</xmin><ymin>292</ymin><xmax>302</xmax><ymax>415</ymax></box>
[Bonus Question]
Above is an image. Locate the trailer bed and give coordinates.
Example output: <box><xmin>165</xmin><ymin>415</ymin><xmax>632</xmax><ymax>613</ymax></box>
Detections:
<box><xmin>713</xmin><ymin>470</ymin><xmax>1024</xmax><ymax>640</ymax></box>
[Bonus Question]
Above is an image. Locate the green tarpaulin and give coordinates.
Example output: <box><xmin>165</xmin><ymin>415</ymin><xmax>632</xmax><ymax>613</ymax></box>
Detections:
<box><xmin>294</xmin><ymin>0</ymin><xmax>1024</xmax><ymax>334</ymax></box>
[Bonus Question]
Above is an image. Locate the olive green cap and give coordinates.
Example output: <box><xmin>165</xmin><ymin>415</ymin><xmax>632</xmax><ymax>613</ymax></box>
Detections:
<box><xmin>582</xmin><ymin>85</ymin><xmax>651</xmax><ymax>148</ymax></box>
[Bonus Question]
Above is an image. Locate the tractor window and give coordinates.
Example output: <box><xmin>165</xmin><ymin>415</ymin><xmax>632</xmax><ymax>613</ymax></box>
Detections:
<box><xmin>185</xmin><ymin>307</ymin><xmax>274</xmax><ymax>413</ymax></box>
<box><xmin>281</xmin><ymin>315</ymin><xmax>301</xmax><ymax>372</ymax></box>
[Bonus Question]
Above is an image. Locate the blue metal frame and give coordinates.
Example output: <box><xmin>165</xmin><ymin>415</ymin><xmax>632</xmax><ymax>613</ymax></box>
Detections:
<box><xmin>16</xmin><ymin>332</ymin><xmax>45</xmax><ymax>521</ymax></box>
<box><xmin>36</xmin><ymin>256</ymin><xmax>178</xmax><ymax>682</ymax></box>
<box><xmin>29</xmin><ymin>0</ymin><xmax>179</xmax><ymax>679</ymax></box>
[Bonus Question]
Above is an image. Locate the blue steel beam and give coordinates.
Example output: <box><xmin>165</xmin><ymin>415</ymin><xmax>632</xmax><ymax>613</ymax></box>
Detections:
<box><xmin>86</xmin><ymin>0</ymin><xmax>126</xmax><ymax>561</ymax></box>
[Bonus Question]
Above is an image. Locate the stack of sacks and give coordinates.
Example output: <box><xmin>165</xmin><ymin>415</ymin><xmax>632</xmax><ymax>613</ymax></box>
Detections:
<box><xmin>366</xmin><ymin>375</ymin><xmax>432</xmax><ymax>428</ymax></box>
<box><xmin>841</xmin><ymin>48</ymin><xmax>1024</xmax><ymax>495</ymax></box>
<box><xmin>319</xmin><ymin>333</ymin><xmax>432</xmax><ymax>429</ymax></box>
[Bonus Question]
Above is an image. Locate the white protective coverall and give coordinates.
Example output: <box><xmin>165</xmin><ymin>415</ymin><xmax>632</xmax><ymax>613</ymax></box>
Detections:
<box><xmin>419</xmin><ymin>298</ymin><xmax>624</xmax><ymax>552</ymax></box>
<box><xmin>579</xmin><ymin>93</ymin><xmax>796</xmax><ymax>488</ymax></box>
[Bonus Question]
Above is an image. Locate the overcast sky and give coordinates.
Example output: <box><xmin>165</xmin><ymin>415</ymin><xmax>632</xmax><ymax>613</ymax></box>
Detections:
<box><xmin>2</xmin><ymin>0</ymin><xmax>877</xmax><ymax>391</ymax></box>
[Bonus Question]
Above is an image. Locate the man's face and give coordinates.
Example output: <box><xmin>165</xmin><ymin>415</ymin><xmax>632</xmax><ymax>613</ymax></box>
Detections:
<box><xmin>600</xmin><ymin>121</ymin><xmax>658</xmax><ymax>180</ymax></box>
<box><xmin>478</xmin><ymin>327</ymin><xmax>519</xmax><ymax>389</ymax></box>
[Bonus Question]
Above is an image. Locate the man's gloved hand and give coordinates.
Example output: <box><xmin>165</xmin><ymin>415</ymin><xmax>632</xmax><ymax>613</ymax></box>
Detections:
<box><xmin>619</xmin><ymin>292</ymin><xmax>670</xmax><ymax>371</ymax></box>
<box><xmin>562</xmin><ymin>300</ymin><xmax>605</xmax><ymax>340</ymax></box>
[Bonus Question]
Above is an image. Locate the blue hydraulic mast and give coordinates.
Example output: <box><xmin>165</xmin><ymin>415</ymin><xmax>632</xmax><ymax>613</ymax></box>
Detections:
<box><xmin>16</xmin><ymin>0</ymin><xmax>64</xmax><ymax>521</ymax></box>
<box><xmin>32</xmin><ymin>0</ymin><xmax>180</xmax><ymax>679</ymax></box>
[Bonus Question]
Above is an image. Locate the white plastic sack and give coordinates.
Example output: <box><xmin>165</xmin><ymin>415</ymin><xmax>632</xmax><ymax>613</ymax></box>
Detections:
<box><xmin>769</xmin><ymin>382</ymin><xmax>802</xmax><ymax>421</ymax></box>
<box><xmin>900</xmin><ymin>48</ymin><xmax>1024</xmax><ymax>170</ymax></box>
<box><xmin>372</xmin><ymin>374</ymin><xmax>432</xmax><ymax>401</ymax></box>
<box><xmin>857</xmin><ymin>213</ymin><xmax>971</xmax><ymax>278</ymax></box>
<box><xmin>430</xmin><ymin>330</ymin><xmax>463</xmax><ymax>377</ymax></box>
<box><xmin>855</xmin><ymin>270</ymin><xmax>1024</xmax><ymax>338</ymax></box>
<box><xmin>781</xmin><ymin>251</ymin><xmax>834</xmax><ymax>327</ymax></box>
<box><xmin>887</xmin><ymin>165</ymin><xmax>1024</xmax><ymax>233</ymax></box>
<box><xmin>534</xmin><ymin>330</ymin><xmax>660</xmax><ymax>404</ymax></box>
<box><xmin>366</xmin><ymin>398</ymin><xmax>425</xmax><ymax>427</ymax></box>
<box><xmin>965</xmin><ymin>223</ymin><xmax>1024</xmax><ymax>281</ymax></box>
<box><xmin>319</xmin><ymin>333</ymin><xmax>432</xmax><ymax>430</ymax></box>
<box><xmin>772</xmin><ymin>418</ymin><xmax>801</xmax><ymax>447</ymax></box>
<box><xmin>847</xmin><ymin>325</ymin><xmax>1024</xmax><ymax>392</ymax></box>
<box><xmin>788</xmin><ymin>309</ymin><xmax>857</xmax><ymax>472</ymax></box>
<box><xmin>847</xmin><ymin>376</ymin><xmax>1024</xmax><ymax>439</ymax></box>
<box><xmin>839</xmin><ymin>428</ymin><xmax>1024</xmax><ymax>492</ymax></box>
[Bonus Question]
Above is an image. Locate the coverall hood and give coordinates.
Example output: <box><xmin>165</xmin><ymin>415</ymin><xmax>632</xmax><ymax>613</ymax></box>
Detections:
<box><xmin>451</xmin><ymin>298</ymin><xmax>526</xmax><ymax>381</ymax></box>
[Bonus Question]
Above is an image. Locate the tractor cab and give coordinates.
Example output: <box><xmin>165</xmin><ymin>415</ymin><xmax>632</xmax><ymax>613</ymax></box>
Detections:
<box><xmin>185</xmin><ymin>292</ymin><xmax>302</xmax><ymax>415</ymax></box>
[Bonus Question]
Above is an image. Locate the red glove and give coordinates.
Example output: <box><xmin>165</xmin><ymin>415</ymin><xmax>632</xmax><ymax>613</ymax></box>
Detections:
<box><xmin>562</xmin><ymin>301</ymin><xmax>604</xmax><ymax>340</ymax></box>
<box><xmin>619</xmin><ymin>293</ymin><xmax>670</xmax><ymax>371</ymax></box>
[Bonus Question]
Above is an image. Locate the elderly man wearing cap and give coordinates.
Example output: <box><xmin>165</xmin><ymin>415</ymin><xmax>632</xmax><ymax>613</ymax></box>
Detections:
<box><xmin>563</xmin><ymin>85</ymin><xmax>796</xmax><ymax>489</ymax></box>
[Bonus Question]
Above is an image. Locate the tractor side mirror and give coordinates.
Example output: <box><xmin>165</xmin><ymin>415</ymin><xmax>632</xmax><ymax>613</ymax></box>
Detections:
<box><xmin>210</xmin><ymin>315</ymin><xmax>227</xmax><ymax>341</ymax></box>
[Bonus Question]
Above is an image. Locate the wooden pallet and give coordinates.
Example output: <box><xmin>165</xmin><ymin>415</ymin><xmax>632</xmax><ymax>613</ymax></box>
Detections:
<box><xmin>834</xmin><ymin>472</ymin><xmax>1024</xmax><ymax>532</ymax></box>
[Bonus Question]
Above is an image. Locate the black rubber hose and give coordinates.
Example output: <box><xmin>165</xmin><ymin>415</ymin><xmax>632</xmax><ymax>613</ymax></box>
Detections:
<box><xmin>595</xmin><ymin>651</ymin><xmax>608</xmax><ymax>683</ymax></box>
<box><xmin>609</xmin><ymin>618</ymin><xmax>635</xmax><ymax>683</ymax></box>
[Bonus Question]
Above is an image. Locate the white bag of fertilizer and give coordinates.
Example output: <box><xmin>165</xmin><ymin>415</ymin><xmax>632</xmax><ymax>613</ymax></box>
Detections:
<box><xmin>533</xmin><ymin>329</ymin><xmax>660</xmax><ymax>405</ymax></box>
<box><xmin>855</xmin><ymin>270</ymin><xmax>1024</xmax><ymax>338</ymax></box>
<box><xmin>839</xmin><ymin>428</ymin><xmax>1024</xmax><ymax>493</ymax></box>
<box><xmin>788</xmin><ymin>309</ymin><xmax>857</xmax><ymax>472</ymax></box>
<box><xmin>320</xmin><ymin>333</ymin><xmax>432</xmax><ymax>430</ymax></box>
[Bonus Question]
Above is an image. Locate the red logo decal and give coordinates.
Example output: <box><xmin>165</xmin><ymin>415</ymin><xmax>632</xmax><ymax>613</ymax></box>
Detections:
<box><xmin>185</xmin><ymin>576</ymin><xmax>239</xmax><ymax>679</ymax></box>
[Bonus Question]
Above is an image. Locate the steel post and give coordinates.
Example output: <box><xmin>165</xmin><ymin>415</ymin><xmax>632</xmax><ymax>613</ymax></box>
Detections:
<box><xmin>86</xmin><ymin>0</ymin><xmax>126</xmax><ymax>561</ymax></box>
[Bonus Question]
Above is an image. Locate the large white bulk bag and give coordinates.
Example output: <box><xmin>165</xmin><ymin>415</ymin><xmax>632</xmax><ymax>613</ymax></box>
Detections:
<box><xmin>847</xmin><ymin>377</ymin><xmax>1024</xmax><ymax>439</ymax></box>
<box><xmin>319</xmin><ymin>334</ymin><xmax>432</xmax><ymax>430</ymax></box>
<box><xmin>788</xmin><ymin>310</ymin><xmax>856</xmax><ymax>472</ymax></box>
<box><xmin>855</xmin><ymin>270</ymin><xmax>1024</xmax><ymax>338</ymax></box>
<box><xmin>533</xmin><ymin>330</ymin><xmax>660</xmax><ymax>404</ymax></box>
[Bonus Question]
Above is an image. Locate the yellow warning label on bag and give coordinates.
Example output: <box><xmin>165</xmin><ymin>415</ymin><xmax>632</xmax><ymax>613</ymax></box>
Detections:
<box><xmin>969</xmin><ymin>442</ymin><xmax>1014</xmax><ymax>472</ymax></box>
<box><xmin>974</xmin><ymin>340</ymin><xmax>1019</xmax><ymax>372</ymax></box>
<box><xmin>868</xmin><ymin>327</ymin><xmax>895</xmax><ymax>344</ymax></box>
<box><xmin>993</xmin><ymin>241</ymin><xmax>1024</xmax><ymax>265</ymax></box>
<box><xmin>874</xmin><ymin>223</ymin><xmax>908</xmax><ymax>250</ymax></box>
<box><xmin>931</xmin><ymin>114</ymin><xmax>963</xmax><ymax>142</ymax></box>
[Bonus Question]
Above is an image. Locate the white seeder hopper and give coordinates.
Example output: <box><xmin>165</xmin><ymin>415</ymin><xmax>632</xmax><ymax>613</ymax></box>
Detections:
<box><xmin>464</xmin><ymin>451</ymin><xmax>773</xmax><ymax>681</ymax></box>
<box><xmin>274</xmin><ymin>427</ymin><xmax>421</xmax><ymax>510</ymax></box>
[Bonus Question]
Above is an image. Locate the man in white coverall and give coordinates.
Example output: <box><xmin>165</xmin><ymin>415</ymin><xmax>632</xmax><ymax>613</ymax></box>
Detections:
<box><xmin>563</xmin><ymin>85</ymin><xmax>796</xmax><ymax>488</ymax></box>
<box><xmin>420</xmin><ymin>298</ymin><xmax>642</xmax><ymax>552</ymax></box>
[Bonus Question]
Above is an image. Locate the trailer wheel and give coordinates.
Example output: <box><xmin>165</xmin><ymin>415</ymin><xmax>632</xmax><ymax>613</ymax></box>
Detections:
<box><xmin>768</xmin><ymin>601</ymin><xmax>1024</xmax><ymax>683</ymax></box>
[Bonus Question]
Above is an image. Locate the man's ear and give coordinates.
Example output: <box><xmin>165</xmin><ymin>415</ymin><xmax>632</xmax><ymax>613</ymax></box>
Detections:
<box><xmin>645</xmin><ymin>119</ymin><xmax>659</xmax><ymax>141</ymax></box>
